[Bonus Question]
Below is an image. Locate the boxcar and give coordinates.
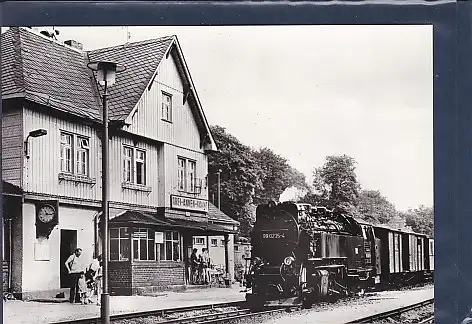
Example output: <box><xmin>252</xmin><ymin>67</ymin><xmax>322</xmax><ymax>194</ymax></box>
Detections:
<box><xmin>373</xmin><ymin>224</ymin><xmax>432</xmax><ymax>286</ymax></box>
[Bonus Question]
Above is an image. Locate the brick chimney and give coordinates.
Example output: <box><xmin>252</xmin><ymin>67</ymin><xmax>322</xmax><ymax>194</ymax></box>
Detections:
<box><xmin>64</xmin><ymin>39</ymin><xmax>83</xmax><ymax>50</ymax></box>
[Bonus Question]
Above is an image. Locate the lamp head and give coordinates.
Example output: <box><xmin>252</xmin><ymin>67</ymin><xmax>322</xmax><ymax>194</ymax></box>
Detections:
<box><xmin>87</xmin><ymin>61</ymin><xmax>126</xmax><ymax>86</ymax></box>
<box><xmin>29</xmin><ymin>129</ymin><xmax>47</xmax><ymax>138</ymax></box>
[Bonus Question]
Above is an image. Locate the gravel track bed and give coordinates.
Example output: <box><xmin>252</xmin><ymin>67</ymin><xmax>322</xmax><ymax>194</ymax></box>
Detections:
<box><xmin>113</xmin><ymin>306</ymin><xmax>240</xmax><ymax>324</ymax></box>
<box><xmin>112</xmin><ymin>284</ymin><xmax>434</xmax><ymax>324</ymax></box>
<box><xmin>369</xmin><ymin>303</ymin><xmax>434</xmax><ymax>323</ymax></box>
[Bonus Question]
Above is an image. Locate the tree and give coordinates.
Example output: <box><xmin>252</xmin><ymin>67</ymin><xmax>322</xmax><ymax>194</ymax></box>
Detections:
<box><xmin>356</xmin><ymin>190</ymin><xmax>405</xmax><ymax>228</ymax></box>
<box><xmin>253</xmin><ymin>147</ymin><xmax>308</xmax><ymax>205</ymax></box>
<box><xmin>297</xmin><ymin>190</ymin><xmax>329</xmax><ymax>207</ymax></box>
<box><xmin>207</xmin><ymin>125</ymin><xmax>262</xmax><ymax>237</ymax></box>
<box><xmin>312</xmin><ymin>155</ymin><xmax>361</xmax><ymax>212</ymax></box>
<box><xmin>401</xmin><ymin>205</ymin><xmax>434</xmax><ymax>237</ymax></box>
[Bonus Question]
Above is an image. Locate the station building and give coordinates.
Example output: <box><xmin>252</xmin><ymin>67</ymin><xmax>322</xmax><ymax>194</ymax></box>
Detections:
<box><xmin>1</xmin><ymin>27</ymin><xmax>238</xmax><ymax>299</ymax></box>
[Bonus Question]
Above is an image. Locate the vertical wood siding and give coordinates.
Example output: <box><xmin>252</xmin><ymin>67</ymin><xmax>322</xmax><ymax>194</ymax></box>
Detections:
<box><xmin>163</xmin><ymin>144</ymin><xmax>208</xmax><ymax>207</ymax></box>
<box><xmin>108</xmin><ymin>136</ymin><xmax>159</xmax><ymax>207</ymax></box>
<box><xmin>126</xmin><ymin>52</ymin><xmax>203</xmax><ymax>152</ymax></box>
<box><xmin>22</xmin><ymin>108</ymin><xmax>101</xmax><ymax>200</ymax></box>
<box><xmin>2</xmin><ymin>109</ymin><xmax>23</xmax><ymax>186</ymax></box>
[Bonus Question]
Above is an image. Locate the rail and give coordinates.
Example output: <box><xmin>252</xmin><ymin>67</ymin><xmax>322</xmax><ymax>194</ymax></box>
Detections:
<box><xmin>345</xmin><ymin>298</ymin><xmax>434</xmax><ymax>323</ymax></box>
<box><xmin>49</xmin><ymin>300</ymin><xmax>245</xmax><ymax>324</ymax></box>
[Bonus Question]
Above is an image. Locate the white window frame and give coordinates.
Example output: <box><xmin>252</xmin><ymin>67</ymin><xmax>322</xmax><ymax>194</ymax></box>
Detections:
<box><xmin>177</xmin><ymin>157</ymin><xmax>197</xmax><ymax>193</ymax></box>
<box><xmin>132</xmin><ymin>228</ymin><xmax>155</xmax><ymax>261</ymax></box>
<box><xmin>123</xmin><ymin>145</ymin><xmax>147</xmax><ymax>185</ymax></box>
<box><xmin>195</xmin><ymin>237</ymin><xmax>205</xmax><ymax>245</ymax></box>
<box><xmin>161</xmin><ymin>92</ymin><xmax>172</xmax><ymax>122</ymax></box>
<box><xmin>110</xmin><ymin>227</ymin><xmax>130</xmax><ymax>261</ymax></box>
<box><xmin>60</xmin><ymin>132</ymin><xmax>90</xmax><ymax>176</ymax></box>
<box><xmin>211</xmin><ymin>238</ymin><xmax>218</xmax><ymax>247</ymax></box>
<box><xmin>159</xmin><ymin>231</ymin><xmax>181</xmax><ymax>261</ymax></box>
<box><xmin>76</xmin><ymin>137</ymin><xmax>90</xmax><ymax>176</ymax></box>
<box><xmin>178</xmin><ymin>157</ymin><xmax>186</xmax><ymax>191</ymax></box>
<box><xmin>135</xmin><ymin>149</ymin><xmax>146</xmax><ymax>185</ymax></box>
<box><xmin>60</xmin><ymin>133</ymin><xmax>73</xmax><ymax>173</ymax></box>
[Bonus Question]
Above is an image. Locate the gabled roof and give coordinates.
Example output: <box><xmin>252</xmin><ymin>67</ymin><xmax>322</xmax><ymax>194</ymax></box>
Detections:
<box><xmin>1</xmin><ymin>27</ymin><xmax>101</xmax><ymax>120</ymax></box>
<box><xmin>2</xmin><ymin>27</ymin><xmax>217</xmax><ymax>150</ymax></box>
<box><xmin>87</xmin><ymin>36</ymin><xmax>173</xmax><ymax>121</ymax></box>
<box><xmin>208</xmin><ymin>202</ymin><xmax>239</xmax><ymax>225</ymax></box>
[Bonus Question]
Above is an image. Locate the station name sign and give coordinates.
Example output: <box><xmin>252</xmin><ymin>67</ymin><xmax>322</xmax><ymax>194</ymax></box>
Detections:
<box><xmin>171</xmin><ymin>195</ymin><xmax>209</xmax><ymax>213</ymax></box>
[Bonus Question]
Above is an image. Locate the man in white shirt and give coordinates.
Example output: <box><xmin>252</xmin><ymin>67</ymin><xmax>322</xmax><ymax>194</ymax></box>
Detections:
<box><xmin>65</xmin><ymin>248</ymin><xmax>85</xmax><ymax>303</ymax></box>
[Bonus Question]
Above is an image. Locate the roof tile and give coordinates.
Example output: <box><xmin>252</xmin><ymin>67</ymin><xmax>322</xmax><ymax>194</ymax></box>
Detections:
<box><xmin>1</xmin><ymin>28</ymin><xmax>173</xmax><ymax>122</ymax></box>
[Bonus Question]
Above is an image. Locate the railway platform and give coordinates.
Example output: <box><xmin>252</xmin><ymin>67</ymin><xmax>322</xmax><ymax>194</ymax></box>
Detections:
<box><xmin>3</xmin><ymin>285</ymin><xmax>246</xmax><ymax>324</ymax></box>
<box><xmin>263</xmin><ymin>285</ymin><xmax>435</xmax><ymax>324</ymax></box>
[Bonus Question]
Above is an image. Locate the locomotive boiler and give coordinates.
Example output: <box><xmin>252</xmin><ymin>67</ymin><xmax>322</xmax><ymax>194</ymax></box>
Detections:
<box><xmin>245</xmin><ymin>201</ymin><xmax>381</xmax><ymax>309</ymax></box>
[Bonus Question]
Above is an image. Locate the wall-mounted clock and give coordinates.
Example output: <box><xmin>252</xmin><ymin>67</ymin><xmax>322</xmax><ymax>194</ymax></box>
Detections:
<box><xmin>38</xmin><ymin>204</ymin><xmax>55</xmax><ymax>224</ymax></box>
<box><xmin>35</xmin><ymin>200</ymin><xmax>59</xmax><ymax>239</ymax></box>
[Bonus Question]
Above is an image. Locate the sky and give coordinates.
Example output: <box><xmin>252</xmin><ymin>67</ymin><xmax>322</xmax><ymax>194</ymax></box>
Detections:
<box><xmin>30</xmin><ymin>25</ymin><xmax>433</xmax><ymax>211</ymax></box>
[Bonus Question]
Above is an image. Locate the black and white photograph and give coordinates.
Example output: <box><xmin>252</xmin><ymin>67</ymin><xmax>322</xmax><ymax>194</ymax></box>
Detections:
<box><xmin>2</xmin><ymin>25</ymin><xmax>434</xmax><ymax>324</ymax></box>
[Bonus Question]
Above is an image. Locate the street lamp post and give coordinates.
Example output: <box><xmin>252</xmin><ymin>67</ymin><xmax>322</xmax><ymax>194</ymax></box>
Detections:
<box><xmin>217</xmin><ymin>169</ymin><xmax>221</xmax><ymax>210</ymax></box>
<box><xmin>87</xmin><ymin>61</ymin><xmax>125</xmax><ymax>324</ymax></box>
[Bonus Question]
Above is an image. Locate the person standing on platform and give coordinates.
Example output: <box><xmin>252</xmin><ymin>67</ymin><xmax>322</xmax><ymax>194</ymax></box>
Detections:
<box><xmin>86</xmin><ymin>254</ymin><xmax>102</xmax><ymax>304</ymax></box>
<box><xmin>93</xmin><ymin>260</ymin><xmax>103</xmax><ymax>306</ymax></box>
<box><xmin>65</xmin><ymin>248</ymin><xmax>85</xmax><ymax>303</ymax></box>
<box><xmin>77</xmin><ymin>272</ymin><xmax>88</xmax><ymax>304</ymax></box>
<box><xmin>197</xmin><ymin>250</ymin><xmax>204</xmax><ymax>284</ymax></box>
<box><xmin>190</xmin><ymin>248</ymin><xmax>199</xmax><ymax>284</ymax></box>
<box><xmin>202</xmin><ymin>248</ymin><xmax>211</xmax><ymax>284</ymax></box>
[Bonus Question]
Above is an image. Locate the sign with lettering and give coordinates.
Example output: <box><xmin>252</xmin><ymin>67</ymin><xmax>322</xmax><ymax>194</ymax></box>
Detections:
<box><xmin>133</xmin><ymin>231</ymin><xmax>147</xmax><ymax>239</ymax></box>
<box><xmin>171</xmin><ymin>195</ymin><xmax>209</xmax><ymax>213</ymax></box>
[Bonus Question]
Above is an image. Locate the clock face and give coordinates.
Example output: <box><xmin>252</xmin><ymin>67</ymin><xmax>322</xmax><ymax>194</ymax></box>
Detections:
<box><xmin>38</xmin><ymin>205</ymin><xmax>55</xmax><ymax>223</ymax></box>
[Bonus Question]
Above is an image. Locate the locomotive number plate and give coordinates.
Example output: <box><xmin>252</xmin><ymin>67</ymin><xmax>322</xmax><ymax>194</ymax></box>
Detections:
<box><xmin>262</xmin><ymin>232</ymin><xmax>286</xmax><ymax>239</ymax></box>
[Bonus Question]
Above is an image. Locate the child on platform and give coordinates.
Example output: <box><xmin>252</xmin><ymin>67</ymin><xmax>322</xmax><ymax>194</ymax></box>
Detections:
<box><xmin>77</xmin><ymin>272</ymin><xmax>88</xmax><ymax>304</ymax></box>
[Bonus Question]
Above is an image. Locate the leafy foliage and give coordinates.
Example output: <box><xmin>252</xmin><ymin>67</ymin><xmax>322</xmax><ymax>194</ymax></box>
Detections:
<box><xmin>253</xmin><ymin>147</ymin><xmax>308</xmax><ymax>205</ymax></box>
<box><xmin>207</xmin><ymin>126</ymin><xmax>262</xmax><ymax>236</ymax></box>
<box><xmin>311</xmin><ymin>154</ymin><xmax>361</xmax><ymax>212</ymax></box>
<box><xmin>357</xmin><ymin>190</ymin><xmax>397</xmax><ymax>224</ymax></box>
<box><xmin>207</xmin><ymin>126</ymin><xmax>308</xmax><ymax>237</ymax></box>
<box><xmin>207</xmin><ymin>128</ymin><xmax>432</xmax><ymax>238</ymax></box>
<box><xmin>401</xmin><ymin>206</ymin><xmax>434</xmax><ymax>237</ymax></box>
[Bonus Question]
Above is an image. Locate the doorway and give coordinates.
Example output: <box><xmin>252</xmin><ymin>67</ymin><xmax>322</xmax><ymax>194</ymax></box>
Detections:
<box><xmin>60</xmin><ymin>230</ymin><xmax>77</xmax><ymax>288</ymax></box>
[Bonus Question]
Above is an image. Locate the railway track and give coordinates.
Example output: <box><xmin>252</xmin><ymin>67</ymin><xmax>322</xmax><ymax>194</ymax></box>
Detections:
<box><xmin>346</xmin><ymin>298</ymin><xmax>434</xmax><ymax>323</ymax></box>
<box><xmin>50</xmin><ymin>300</ymin><xmax>246</xmax><ymax>324</ymax></box>
<box><xmin>159</xmin><ymin>307</ymin><xmax>293</xmax><ymax>324</ymax></box>
<box><xmin>51</xmin><ymin>288</ymin><xmax>434</xmax><ymax>324</ymax></box>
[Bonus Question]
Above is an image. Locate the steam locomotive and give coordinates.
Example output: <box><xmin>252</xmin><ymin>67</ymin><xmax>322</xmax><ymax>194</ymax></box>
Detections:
<box><xmin>245</xmin><ymin>201</ymin><xmax>434</xmax><ymax>309</ymax></box>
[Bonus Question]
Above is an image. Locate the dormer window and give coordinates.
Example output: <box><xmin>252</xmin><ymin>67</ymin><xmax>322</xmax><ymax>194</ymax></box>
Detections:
<box><xmin>161</xmin><ymin>92</ymin><xmax>172</xmax><ymax>122</ymax></box>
